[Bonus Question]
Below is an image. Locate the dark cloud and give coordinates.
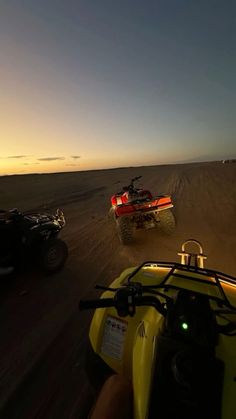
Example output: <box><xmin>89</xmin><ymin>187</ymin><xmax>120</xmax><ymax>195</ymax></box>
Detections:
<box><xmin>71</xmin><ymin>155</ymin><xmax>81</xmax><ymax>159</ymax></box>
<box><xmin>23</xmin><ymin>163</ymin><xmax>29</xmax><ymax>165</ymax></box>
<box><xmin>66</xmin><ymin>163</ymin><xmax>80</xmax><ymax>166</ymax></box>
<box><xmin>7</xmin><ymin>155</ymin><xmax>27</xmax><ymax>159</ymax></box>
<box><xmin>37</xmin><ymin>157</ymin><xmax>65</xmax><ymax>161</ymax></box>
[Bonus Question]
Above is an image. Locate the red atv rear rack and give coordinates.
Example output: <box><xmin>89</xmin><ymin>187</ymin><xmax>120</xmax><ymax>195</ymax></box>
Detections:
<box><xmin>115</xmin><ymin>196</ymin><xmax>173</xmax><ymax>217</ymax></box>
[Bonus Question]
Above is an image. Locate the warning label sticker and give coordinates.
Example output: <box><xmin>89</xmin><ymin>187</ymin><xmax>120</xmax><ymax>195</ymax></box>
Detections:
<box><xmin>101</xmin><ymin>315</ymin><xmax>128</xmax><ymax>360</ymax></box>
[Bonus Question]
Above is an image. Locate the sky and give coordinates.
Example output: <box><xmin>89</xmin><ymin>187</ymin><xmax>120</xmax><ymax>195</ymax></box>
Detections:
<box><xmin>0</xmin><ymin>0</ymin><xmax>235</xmax><ymax>175</ymax></box>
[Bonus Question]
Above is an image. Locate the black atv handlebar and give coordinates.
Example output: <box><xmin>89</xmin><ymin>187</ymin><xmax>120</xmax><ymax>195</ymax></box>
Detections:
<box><xmin>79</xmin><ymin>298</ymin><xmax>114</xmax><ymax>310</ymax></box>
<box><xmin>79</xmin><ymin>295</ymin><xmax>166</xmax><ymax>317</ymax></box>
<box><xmin>79</xmin><ymin>284</ymin><xmax>236</xmax><ymax>337</ymax></box>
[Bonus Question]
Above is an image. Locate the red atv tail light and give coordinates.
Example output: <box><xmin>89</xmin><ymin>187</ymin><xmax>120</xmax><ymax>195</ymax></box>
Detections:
<box><xmin>111</xmin><ymin>195</ymin><xmax>117</xmax><ymax>206</ymax></box>
<box><xmin>111</xmin><ymin>194</ymin><xmax>129</xmax><ymax>206</ymax></box>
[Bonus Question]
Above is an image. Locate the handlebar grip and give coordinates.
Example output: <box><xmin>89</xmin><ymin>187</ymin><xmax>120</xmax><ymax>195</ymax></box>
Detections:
<box><xmin>79</xmin><ymin>298</ymin><xmax>114</xmax><ymax>311</ymax></box>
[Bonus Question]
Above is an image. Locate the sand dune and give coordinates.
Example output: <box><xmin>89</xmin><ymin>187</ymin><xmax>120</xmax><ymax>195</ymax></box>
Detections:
<box><xmin>1</xmin><ymin>161</ymin><xmax>236</xmax><ymax>273</ymax></box>
<box><xmin>0</xmin><ymin>161</ymin><xmax>236</xmax><ymax>417</ymax></box>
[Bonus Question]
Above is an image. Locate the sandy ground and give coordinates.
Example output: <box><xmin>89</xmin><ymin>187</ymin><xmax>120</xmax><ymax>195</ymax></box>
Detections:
<box><xmin>0</xmin><ymin>161</ymin><xmax>236</xmax><ymax>418</ymax></box>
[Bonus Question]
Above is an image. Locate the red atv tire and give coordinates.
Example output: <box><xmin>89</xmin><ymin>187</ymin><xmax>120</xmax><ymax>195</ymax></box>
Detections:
<box><xmin>158</xmin><ymin>209</ymin><xmax>175</xmax><ymax>235</ymax></box>
<box><xmin>116</xmin><ymin>217</ymin><xmax>134</xmax><ymax>245</ymax></box>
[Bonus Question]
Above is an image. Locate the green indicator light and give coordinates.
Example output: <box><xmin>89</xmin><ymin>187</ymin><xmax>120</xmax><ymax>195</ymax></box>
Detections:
<box><xmin>181</xmin><ymin>322</ymin><xmax>189</xmax><ymax>331</ymax></box>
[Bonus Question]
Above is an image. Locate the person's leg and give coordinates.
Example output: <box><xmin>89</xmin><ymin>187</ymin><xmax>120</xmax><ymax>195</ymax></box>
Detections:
<box><xmin>90</xmin><ymin>374</ymin><xmax>133</xmax><ymax>419</ymax></box>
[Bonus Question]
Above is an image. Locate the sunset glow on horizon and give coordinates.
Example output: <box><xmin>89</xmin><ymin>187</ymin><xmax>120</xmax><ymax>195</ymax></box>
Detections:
<box><xmin>0</xmin><ymin>1</ymin><xmax>235</xmax><ymax>175</ymax></box>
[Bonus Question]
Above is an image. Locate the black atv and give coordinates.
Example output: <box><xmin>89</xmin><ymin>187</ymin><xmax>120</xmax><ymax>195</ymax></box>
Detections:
<box><xmin>0</xmin><ymin>208</ymin><xmax>68</xmax><ymax>274</ymax></box>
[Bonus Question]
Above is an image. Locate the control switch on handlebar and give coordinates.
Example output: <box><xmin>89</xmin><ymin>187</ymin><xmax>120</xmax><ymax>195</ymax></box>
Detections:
<box><xmin>114</xmin><ymin>287</ymin><xmax>136</xmax><ymax>317</ymax></box>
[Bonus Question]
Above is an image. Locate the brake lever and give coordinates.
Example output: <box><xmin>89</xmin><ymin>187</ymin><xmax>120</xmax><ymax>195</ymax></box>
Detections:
<box><xmin>142</xmin><ymin>286</ymin><xmax>173</xmax><ymax>303</ymax></box>
<box><xmin>95</xmin><ymin>284</ymin><xmax>118</xmax><ymax>292</ymax></box>
<box><xmin>218</xmin><ymin>322</ymin><xmax>236</xmax><ymax>336</ymax></box>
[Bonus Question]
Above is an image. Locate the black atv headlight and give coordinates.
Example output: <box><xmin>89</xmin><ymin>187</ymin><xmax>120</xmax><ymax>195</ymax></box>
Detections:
<box><xmin>56</xmin><ymin>209</ymin><xmax>66</xmax><ymax>227</ymax></box>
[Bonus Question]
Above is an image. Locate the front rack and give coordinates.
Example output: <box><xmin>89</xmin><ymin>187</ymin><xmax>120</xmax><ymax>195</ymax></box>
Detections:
<box><xmin>127</xmin><ymin>261</ymin><xmax>236</xmax><ymax>309</ymax></box>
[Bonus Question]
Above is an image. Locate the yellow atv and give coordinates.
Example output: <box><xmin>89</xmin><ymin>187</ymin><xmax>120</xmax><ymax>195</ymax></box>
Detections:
<box><xmin>79</xmin><ymin>240</ymin><xmax>236</xmax><ymax>419</ymax></box>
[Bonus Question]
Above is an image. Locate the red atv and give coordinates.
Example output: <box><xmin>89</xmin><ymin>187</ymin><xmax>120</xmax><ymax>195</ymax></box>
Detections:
<box><xmin>110</xmin><ymin>176</ymin><xmax>175</xmax><ymax>244</ymax></box>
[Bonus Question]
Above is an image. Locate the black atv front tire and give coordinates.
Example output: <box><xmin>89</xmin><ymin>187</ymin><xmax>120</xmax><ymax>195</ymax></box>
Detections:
<box><xmin>158</xmin><ymin>209</ymin><xmax>175</xmax><ymax>235</ymax></box>
<box><xmin>38</xmin><ymin>238</ymin><xmax>68</xmax><ymax>274</ymax></box>
<box><xmin>116</xmin><ymin>216</ymin><xmax>134</xmax><ymax>244</ymax></box>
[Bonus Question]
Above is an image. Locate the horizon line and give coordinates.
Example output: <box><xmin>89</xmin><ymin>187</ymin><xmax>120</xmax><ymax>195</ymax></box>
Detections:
<box><xmin>0</xmin><ymin>158</ymin><xmax>229</xmax><ymax>178</ymax></box>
